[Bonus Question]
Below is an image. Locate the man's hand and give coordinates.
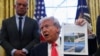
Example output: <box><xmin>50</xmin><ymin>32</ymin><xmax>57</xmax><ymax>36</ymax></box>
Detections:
<box><xmin>75</xmin><ymin>18</ymin><xmax>86</xmax><ymax>26</ymax></box>
<box><xmin>75</xmin><ymin>18</ymin><xmax>94</xmax><ymax>39</ymax></box>
<box><xmin>14</xmin><ymin>50</ymin><xmax>26</xmax><ymax>56</ymax></box>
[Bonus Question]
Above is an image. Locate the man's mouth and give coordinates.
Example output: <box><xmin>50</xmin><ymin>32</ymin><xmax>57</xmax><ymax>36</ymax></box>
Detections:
<box><xmin>44</xmin><ymin>34</ymin><xmax>49</xmax><ymax>37</ymax></box>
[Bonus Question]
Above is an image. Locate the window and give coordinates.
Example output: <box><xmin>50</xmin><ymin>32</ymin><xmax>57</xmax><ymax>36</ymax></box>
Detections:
<box><xmin>44</xmin><ymin>0</ymin><xmax>78</xmax><ymax>25</ymax></box>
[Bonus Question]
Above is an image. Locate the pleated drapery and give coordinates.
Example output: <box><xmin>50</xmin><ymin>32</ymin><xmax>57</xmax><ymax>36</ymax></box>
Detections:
<box><xmin>87</xmin><ymin>0</ymin><xmax>100</xmax><ymax>34</ymax></box>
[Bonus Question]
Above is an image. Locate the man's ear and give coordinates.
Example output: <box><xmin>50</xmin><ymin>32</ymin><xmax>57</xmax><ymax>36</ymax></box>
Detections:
<box><xmin>57</xmin><ymin>27</ymin><xmax>60</xmax><ymax>34</ymax></box>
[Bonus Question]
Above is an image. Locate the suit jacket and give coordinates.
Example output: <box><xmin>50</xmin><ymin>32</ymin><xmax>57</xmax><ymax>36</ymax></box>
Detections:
<box><xmin>30</xmin><ymin>42</ymin><xmax>48</xmax><ymax>56</ymax></box>
<box><xmin>96</xmin><ymin>15</ymin><xmax>100</xmax><ymax>44</ymax></box>
<box><xmin>31</xmin><ymin>37</ymin><xmax>97</xmax><ymax>56</ymax></box>
<box><xmin>30</xmin><ymin>42</ymin><xmax>86</xmax><ymax>56</ymax></box>
<box><xmin>0</xmin><ymin>16</ymin><xmax>40</xmax><ymax>56</ymax></box>
<box><xmin>94</xmin><ymin>15</ymin><xmax>100</xmax><ymax>56</ymax></box>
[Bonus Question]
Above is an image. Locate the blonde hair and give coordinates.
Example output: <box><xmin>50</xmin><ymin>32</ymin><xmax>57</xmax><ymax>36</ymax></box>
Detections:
<box><xmin>39</xmin><ymin>16</ymin><xmax>61</xmax><ymax>34</ymax></box>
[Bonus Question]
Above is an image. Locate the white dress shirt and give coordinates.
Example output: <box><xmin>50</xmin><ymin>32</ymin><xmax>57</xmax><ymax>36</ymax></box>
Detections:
<box><xmin>48</xmin><ymin>37</ymin><xmax>62</xmax><ymax>56</ymax></box>
<box><xmin>15</xmin><ymin>14</ymin><xmax>25</xmax><ymax>32</ymax></box>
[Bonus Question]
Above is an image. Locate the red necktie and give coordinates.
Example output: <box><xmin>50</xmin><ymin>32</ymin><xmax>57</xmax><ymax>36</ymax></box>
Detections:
<box><xmin>51</xmin><ymin>42</ymin><xmax>58</xmax><ymax>56</ymax></box>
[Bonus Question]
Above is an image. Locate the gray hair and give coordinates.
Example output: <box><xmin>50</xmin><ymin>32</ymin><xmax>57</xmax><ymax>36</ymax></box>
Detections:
<box><xmin>39</xmin><ymin>16</ymin><xmax>61</xmax><ymax>29</ymax></box>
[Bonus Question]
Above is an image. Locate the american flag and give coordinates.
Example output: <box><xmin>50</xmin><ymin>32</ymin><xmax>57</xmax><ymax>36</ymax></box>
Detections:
<box><xmin>34</xmin><ymin>0</ymin><xmax>46</xmax><ymax>42</ymax></box>
<box><xmin>34</xmin><ymin>0</ymin><xmax>46</xmax><ymax>21</ymax></box>
<box><xmin>75</xmin><ymin>0</ymin><xmax>91</xmax><ymax>23</ymax></box>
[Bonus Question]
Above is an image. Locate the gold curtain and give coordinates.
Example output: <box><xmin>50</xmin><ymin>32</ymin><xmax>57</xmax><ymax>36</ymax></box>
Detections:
<box><xmin>87</xmin><ymin>0</ymin><xmax>100</xmax><ymax>34</ymax></box>
<box><xmin>0</xmin><ymin>0</ymin><xmax>35</xmax><ymax>56</ymax></box>
<box><xmin>0</xmin><ymin>0</ymin><xmax>35</xmax><ymax>28</ymax></box>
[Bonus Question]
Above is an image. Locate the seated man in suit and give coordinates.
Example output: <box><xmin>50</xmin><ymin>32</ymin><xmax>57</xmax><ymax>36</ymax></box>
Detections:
<box><xmin>30</xmin><ymin>16</ymin><xmax>62</xmax><ymax>56</ymax></box>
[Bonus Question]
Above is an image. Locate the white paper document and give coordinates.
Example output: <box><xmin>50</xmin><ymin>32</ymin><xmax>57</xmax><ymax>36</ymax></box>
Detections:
<box><xmin>61</xmin><ymin>23</ymin><xmax>88</xmax><ymax>55</ymax></box>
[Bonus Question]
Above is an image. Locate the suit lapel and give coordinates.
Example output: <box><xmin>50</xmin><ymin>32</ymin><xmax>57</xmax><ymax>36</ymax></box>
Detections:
<box><xmin>39</xmin><ymin>42</ymin><xmax>48</xmax><ymax>56</ymax></box>
<box><xmin>46</xmin><ymin>43</ymin><xmax>48</xmax><ymax>56</ymax></box>
<box><xmin>44</xmin><ymin>42</ymin><xmax>48</xmax><ymax>56</ymax></box>
<box><xmin>22</xmin><ymin>16</ymin><xmax>29</xmax><ymax>36</ymax></box>
<box><xmin>11</xmin><ymin>16</ymin><xmax>19</xmax><ymax>36</ymax></box>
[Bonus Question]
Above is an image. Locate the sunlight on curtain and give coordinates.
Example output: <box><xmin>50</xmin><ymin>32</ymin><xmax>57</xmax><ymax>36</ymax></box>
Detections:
<box><xmin>87</xmin><ymin>0</ymin><xmax>100</xmax><ymax>34</ymax></box>
<box><xmin>27</xmin><ymin>0</ymin><xmax>35</xmax><ymax>18</ymax></box>
<box><xmin>0</xmin><ymin>0</ymin><xmax>5</xmax><ymax>29</ymax></box>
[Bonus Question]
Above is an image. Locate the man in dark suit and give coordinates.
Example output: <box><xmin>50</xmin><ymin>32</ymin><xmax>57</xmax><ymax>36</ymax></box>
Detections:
<box><xmin>0</xmin><ymin>0</ymin><xmax>40</xmax><ymax>56</ymax></box>
<box><xmin>96</xmin><ymin>15</ymin><xmax>100</xmax><ymax>45</ymax></box>
<box><xmin>30</xmin><ymin>16</ymin><xmax>62</xmax><ymax>56</ymax></box>
<box><xmin>94</xmin><ymin>15</ymin><xmax>100</xmax><ymax>56</ymax></box>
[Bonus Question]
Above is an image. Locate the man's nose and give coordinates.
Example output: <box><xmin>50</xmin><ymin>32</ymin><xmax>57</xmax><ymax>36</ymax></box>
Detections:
<box><xmin>42</xmin><ymin>27</ymin><xmax>47</xmax><ymax>33</ymax></box>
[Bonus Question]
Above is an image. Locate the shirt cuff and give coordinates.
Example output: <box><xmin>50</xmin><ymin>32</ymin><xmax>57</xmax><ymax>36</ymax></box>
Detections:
<box><xmin>11</xmin><ymin>49</ymin><xmax>17</xmax><ymax>56</ymax></box>
<box><xmin>22</xmin><ymin>48</ymin><xmax>28</xmax><ymax>54</ymax></box>
<box><xmin>86</xmin><ymin>20</ymin><xmax>92</xmax><ymax>31</ymax></box>
<box><xmin>88</xmin><ymin>34</ymin><xmax>95</xmax><ymax>39</ymax></box>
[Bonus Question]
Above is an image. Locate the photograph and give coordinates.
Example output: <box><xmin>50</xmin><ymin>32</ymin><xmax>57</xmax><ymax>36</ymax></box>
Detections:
<box><xmin>61</xmin><ymin>23</ymin><xmax>88</xmax><ymax>55</ymax></box>
<box><xmin>64</xmin><ymin>33</ymin><xmax>85</xmax><ymax>52</ymax></box>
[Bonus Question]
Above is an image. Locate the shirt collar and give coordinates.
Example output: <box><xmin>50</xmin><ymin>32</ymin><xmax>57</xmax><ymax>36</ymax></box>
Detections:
<box><xmin>48</xmin><ymin>37</ymin><xmax>61</xmax><ymax>46</ymax></box>
<box><xmin>55</xmin><ymin>37</ymin><xmax>61</xmax><ymax>46</ymax></box>
<box><xmin>15</xmin><ymin>14</ymin><xmax>26</xmax><ymax>19</ymax></box>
